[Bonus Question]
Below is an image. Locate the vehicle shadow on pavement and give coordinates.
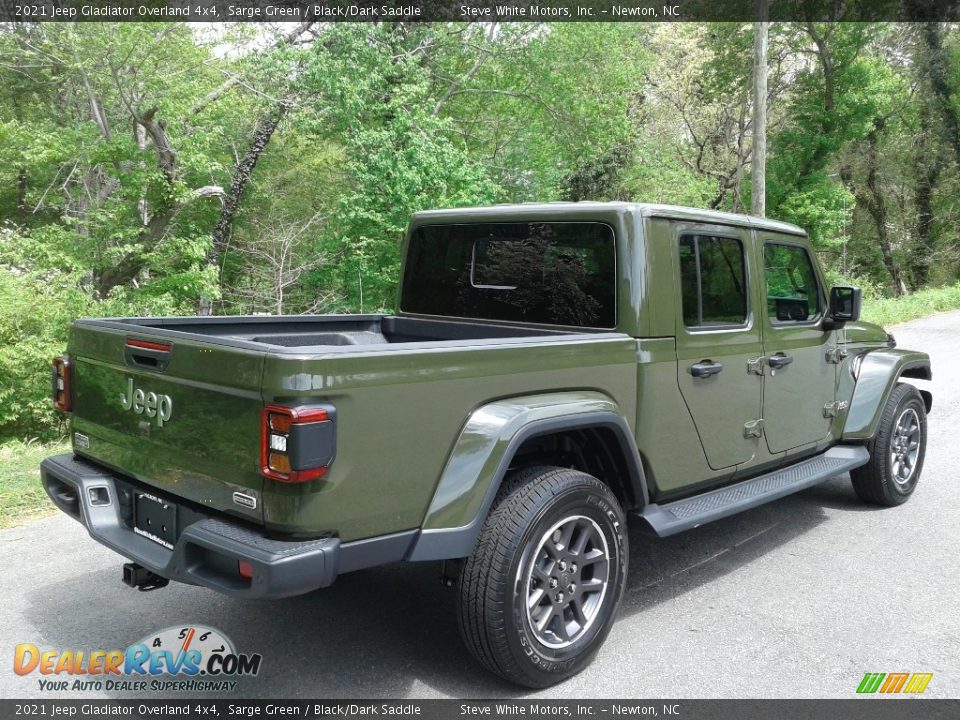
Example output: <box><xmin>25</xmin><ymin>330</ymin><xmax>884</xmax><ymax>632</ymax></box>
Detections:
<box><xmin>24</xmin><ymin>475</ymin><xmax>863</xmax><ymax>699</ymax></box>
<box><xmin>621</xmin><ymin>474</ymin><xmax>867</xmax><ymax>615</ymax></box>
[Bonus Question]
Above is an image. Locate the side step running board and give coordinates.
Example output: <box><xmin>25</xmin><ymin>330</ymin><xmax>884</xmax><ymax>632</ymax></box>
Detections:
<box><xmin>634</xmin><ymin>445</ymin><xmax>870</xmax><ymax>537</ymax></box>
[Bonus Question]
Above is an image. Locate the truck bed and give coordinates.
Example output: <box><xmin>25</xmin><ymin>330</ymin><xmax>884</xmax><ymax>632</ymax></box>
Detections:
<box><xmin>80</xmin><ymin>314</ymin><xmax>569</xmax><ymax>350</ymax></box>
<box><xmin>66</xmin><ymin>313</ymin><xmax>639</xmax><ymax>542</ymax></box>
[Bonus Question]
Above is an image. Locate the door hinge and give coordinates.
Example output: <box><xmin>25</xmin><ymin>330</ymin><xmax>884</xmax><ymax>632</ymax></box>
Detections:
<box><xmin>823</xmin><ymin>400</ymin><xmax>850</xmax><ymax>418</ymax></box>
<box><xmin>825</xmin><ymin>347</ymin><xmax>849</xmax><ymax>364</ymax></box>
<box><xmin>743</xmin><ymin>418</ymin><xmax>764</xmax><ymax>439</ymax></box>
<box><xmin>747</xmin><ymin>357</ymin><xmax>765</xmax><ymax>376</ymax></box>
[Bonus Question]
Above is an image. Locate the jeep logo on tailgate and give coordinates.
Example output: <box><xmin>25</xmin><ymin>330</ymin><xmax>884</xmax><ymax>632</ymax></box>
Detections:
<box><xmin>121</xmin><ymin>377</ymin><xmax>173</xmax><ymax>426</ymax></box>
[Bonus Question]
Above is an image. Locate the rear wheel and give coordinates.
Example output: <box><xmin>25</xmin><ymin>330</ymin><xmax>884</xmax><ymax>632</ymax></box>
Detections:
<box><xmin>457</xmin><ymin>466</ymin><xmax>628</xmax><ymax>688</ymax></box>
<box><xmin>851</xmin><ymin>383</ymin><xmax>927</xmax><ymax>506</ymax></box>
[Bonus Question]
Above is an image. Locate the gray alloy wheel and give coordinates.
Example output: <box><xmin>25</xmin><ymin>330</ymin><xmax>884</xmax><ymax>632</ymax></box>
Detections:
<box><xmin>521</xmin><ymin>515</ymin><xmax>610</xmax><ymax>649</ymax></box>
<box><xmin>889</xmin><ymin>407</ymin><xmax>922</xmax><ymax>488</ymax></box>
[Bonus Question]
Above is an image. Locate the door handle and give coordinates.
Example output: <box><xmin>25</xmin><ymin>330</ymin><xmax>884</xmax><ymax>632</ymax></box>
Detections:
<box><xmin>767</xmin><ymin>353</ymin><xmax>794</xmax><ymax>369</ymax></box>
<box><xmin>690</xmin><ymin>360</ymin><xmax>724</xmax><ymax>378</ymax></box>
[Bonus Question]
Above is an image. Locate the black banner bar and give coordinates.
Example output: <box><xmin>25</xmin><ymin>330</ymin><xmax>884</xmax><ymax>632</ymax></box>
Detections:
<box><xmin>2</xmin><ymin>700</ymin><xmax>958</xmax><ymax>720</ymax></box>
<box><xmin>0</xmin><ymin>0</ymin><xmax>958</xmax><ymax>23</ymax></box>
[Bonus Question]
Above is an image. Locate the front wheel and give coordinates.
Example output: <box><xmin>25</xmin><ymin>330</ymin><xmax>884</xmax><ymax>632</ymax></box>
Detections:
<box><xmin>457</xmin><ymin>466</ymin><xmax>628</xmax><ymax>688</ymax></box>
<box><xmin>851</xmin><ymin>383</ymin><xmax>927</xmax><ymax>506</ymax></box>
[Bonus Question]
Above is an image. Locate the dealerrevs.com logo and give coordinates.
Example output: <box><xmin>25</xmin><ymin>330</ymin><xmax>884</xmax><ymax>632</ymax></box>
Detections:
<box><xmin>13</xmin><ymin>625</ymin><xmax>262</xmax><ymax>692</ymax></box>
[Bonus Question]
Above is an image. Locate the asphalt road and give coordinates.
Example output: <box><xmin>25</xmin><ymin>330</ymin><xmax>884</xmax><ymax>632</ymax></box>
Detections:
<box><xmin>2</xmin><ymin>311</ymin><xmax>957</xmax><ymax>700</ymax></box>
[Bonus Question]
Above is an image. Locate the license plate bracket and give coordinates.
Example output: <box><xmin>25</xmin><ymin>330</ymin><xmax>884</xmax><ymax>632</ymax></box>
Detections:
<box><xmin>133</xmin><ymin>492</ymin><xmax>177</xmax><ymax>550</ymax></box>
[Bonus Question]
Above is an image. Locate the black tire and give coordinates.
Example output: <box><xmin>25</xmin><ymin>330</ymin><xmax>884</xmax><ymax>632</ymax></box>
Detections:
<box><xmin>456</xmin><ymin>466</ymin><xmax>628</xmax><ymax>688</ymax></box>
<box><xmin>850</xmin><ymin>383</ymin><xmax>927</xmax><ymax>506</ymax></box>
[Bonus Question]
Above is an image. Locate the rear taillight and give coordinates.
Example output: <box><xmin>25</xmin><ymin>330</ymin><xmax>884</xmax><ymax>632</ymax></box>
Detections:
<box><xmin>260</xmin><ymin>404</ymin><xmax>336</xmax><ymax>483</ymax></box>
<box><xmin>52</xmin><ymin>356</ymin><xmax>72</xmax><ymax>412</ymax></box>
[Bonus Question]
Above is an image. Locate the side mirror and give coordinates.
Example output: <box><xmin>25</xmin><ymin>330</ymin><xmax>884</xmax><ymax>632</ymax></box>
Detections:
<box><xmin>825</xmin><ymin>285</ymin><xmax>861</xmax><ymax>329</ymax></box>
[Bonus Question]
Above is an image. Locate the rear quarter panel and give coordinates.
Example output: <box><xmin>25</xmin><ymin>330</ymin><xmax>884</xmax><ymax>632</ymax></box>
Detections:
<box><xmin>259</xmin><ymin>336</ymin><xmax>639</xmax><ymax>541</ymax></box>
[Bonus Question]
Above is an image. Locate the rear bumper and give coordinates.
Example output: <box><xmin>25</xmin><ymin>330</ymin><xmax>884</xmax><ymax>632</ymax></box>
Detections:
<box><xmin>40</xmin><ymin>453</ymin><xmax>340</xmax><ymax>599</ymax></box>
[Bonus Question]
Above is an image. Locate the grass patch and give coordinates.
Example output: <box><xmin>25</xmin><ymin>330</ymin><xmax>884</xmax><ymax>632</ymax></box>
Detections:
<box><xmin>862</xmin><ymin>284</ymin><xmax>960</xmax><ymax>328</ymax></box>
<box><xmin>0</xmin><ymin>439</ymin><xmax>68</xmax><ymax>528</ymax></box>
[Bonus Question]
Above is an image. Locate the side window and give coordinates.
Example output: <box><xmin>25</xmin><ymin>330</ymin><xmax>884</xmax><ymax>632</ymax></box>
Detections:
<box><xmin>679</xmin><ymin>235</ymin><xmax>748</xmax><ymax>328</ymax></box>
<box><xmin>763</xmin><ymin>243</ymin><xmax>821</xmax><ymax>322</ymax></box>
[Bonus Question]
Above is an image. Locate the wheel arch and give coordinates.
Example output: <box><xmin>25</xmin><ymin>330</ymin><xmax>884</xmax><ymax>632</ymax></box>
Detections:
<box><xmin>900</xmin><ymin>365</ymin><xmax>933</xmax><ymax>413</ymax></box>
<box><xmin>842</xmin><ymin>349</ymin><xmax>932</xmax><ymax>441</ymax></box>
<box><xmin>406</xmin><ymin>392</ymin><xmax>646</xmax><ymax>562</ymax></box>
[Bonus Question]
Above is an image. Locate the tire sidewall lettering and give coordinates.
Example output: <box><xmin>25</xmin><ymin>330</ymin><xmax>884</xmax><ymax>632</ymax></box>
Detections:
<box><xmin>507</xmin><ymin>483</ymin><xmax>627</xmax><ymax>678</ymax></box>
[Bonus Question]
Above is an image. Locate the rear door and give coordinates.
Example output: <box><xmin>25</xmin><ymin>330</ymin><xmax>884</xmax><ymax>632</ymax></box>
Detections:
<box><xmin>758</xmin><ymin>238</ymin><xmax>837</xmax><ymax>454</ymax></box>
<box><xmin>674</xmin><ymin>224</ymin><xmax>764</xmax><ymax>471</ymax></box>
<box><xmin>69</xmin><ymin>323</ymin><xmax>266</xmax><ymax>524</ymax></box>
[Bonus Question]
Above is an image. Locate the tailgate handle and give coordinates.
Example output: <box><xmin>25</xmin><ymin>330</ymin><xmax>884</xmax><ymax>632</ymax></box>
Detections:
<box><xmin>125</xmin><ymin>339</ymin><xmax>172</xmax><ymax>371</ymax></box>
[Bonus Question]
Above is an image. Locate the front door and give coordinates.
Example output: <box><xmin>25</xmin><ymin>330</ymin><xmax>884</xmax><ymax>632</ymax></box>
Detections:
<box><xmin>675</xmin><ymin>227</ymin><xmax>764</xmax><ymax>471</ymax></box>
<box><xmin>759</xmin><ymin>239</ymin><xmax>837</xmax><ymax>454</ymax></box>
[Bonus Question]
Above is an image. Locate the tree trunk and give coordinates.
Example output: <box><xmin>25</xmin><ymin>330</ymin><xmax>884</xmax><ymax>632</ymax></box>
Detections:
<box><xmin>751</xmin><ymin>10</ymin><xmax>768</xmax><ymax>217</ymax></box>
<box><xmin>17</xmin><ymin>167</ymin><xmax>27</xmax><ymax>221</ymax></box>
<box><xmin>199</xmin><ymin>102</ymin><xmax>290</xmax><ymax>315</ymax></box>
<box><xmin>924</xmin><ymin>22</ymin><xmax>960</xmax><ymax>168</ymax></box>
<box><xmin>94</xmin><ymin>185</ymin><xmax>224</xmax><ymax>297</ymax></box>
<box><xmin>862</xmin><ymin>121</ymin><xmax>907</xmax><ymax>297</ymax></box>
<box><xmin>910</xmin><ymin>104</ymin><xmax>943</xmax><ymax>288</ymax></box>
<box><xmin>911</xmin><ymin>168</ymin><xmax>938</xmax><ymax>288</ymax></box>
<box><xmin>797</xmin><ymin>23</ymin><xmax>838</xmax><ymax>181</ymax></box>
<box><xmin>136</xmin><ymin>108</ymin><xmax>177</xmax><ymax>183</ymax></box>
<box><xmin>95</xmin><ymin>205</ymin><xmax>176</xmax><ymax>296</ymax></box>
<box><xmin>13</xmin><ymin>92</ymin><xmax>27</xmax><ymax>222</ymax></box>
<box><xmin>93</xmin><ymin>108</ymin><xmax>180</xmax><ymax>296</ymax></box>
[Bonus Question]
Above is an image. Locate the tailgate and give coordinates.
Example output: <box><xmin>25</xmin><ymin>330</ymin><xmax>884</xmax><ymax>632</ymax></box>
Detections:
<box><xmin>68</xmin><ymin>321</ymin><xmax>266</xmax><ymax>524</ymax></box>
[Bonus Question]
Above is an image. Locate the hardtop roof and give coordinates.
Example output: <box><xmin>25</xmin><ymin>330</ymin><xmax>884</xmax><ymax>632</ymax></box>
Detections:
<box><xmin>410</xmin><ymin>201</ymin><xmax>807</xmax><ymax>238</ymax></box>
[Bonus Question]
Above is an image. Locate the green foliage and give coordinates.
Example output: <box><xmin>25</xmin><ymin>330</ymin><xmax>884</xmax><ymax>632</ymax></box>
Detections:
<box><xmin>862</xmin><ymin>284</ymin><xmax>960</xmax><ymax>327</ymax></box>
<box><xmin>2</xmin><ymin>21</ymin><xmax>960</xmax><ymax>440</ymax></box>
<box><xmin>0</xmin><ymin>262</ymin><xmax>189</xmax><ymax>439</ymax></box>
<box><xmin>0</xmin><ymin>439</ymin><xmax>69</xmax><ymax>527</ymax></box>
<box><xmin>775</xmin><ymin>177</ymin><xmax>853</xmax><ymax>250</ymax></box>
<box><xmin>769</xmin><ymin>25</ymin><xmax>884</xmax><ymax>194</ymax></box>
<box><xmin>0</xmin><ymin>269</ymin><xmax>91</xmax><ymax>438</ymax></box>
<box><xmin>320</xmin><ymin>111</ymin><xmax>499</xmax><ymax>312</ymax></box>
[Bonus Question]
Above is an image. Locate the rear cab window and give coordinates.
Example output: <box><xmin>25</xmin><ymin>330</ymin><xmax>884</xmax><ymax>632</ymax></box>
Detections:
<box><xmin>401</xmin><ymin>222</ymin><xmax>617</xmax><ymax>328</ymax></box>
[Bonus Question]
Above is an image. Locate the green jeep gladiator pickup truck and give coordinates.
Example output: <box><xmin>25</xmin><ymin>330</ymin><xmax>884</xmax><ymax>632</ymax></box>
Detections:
<box><xmin>42</xmin><ymin>202</ymin><xmax>932</xmax><ymax>688</ymax></box>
